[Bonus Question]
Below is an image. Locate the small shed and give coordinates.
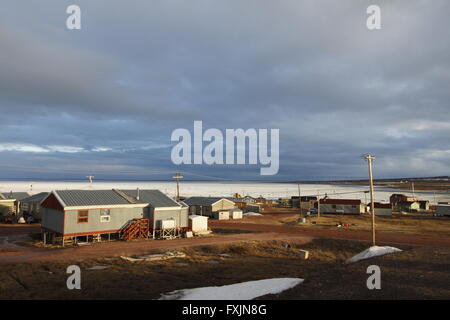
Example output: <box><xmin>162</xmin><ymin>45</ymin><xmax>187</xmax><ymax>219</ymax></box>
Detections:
<box><xmin>184</xmin><ymin>197</ymin><xmax>236</xmax><ymax>218</ymax></box>
<box><xmin>230</xmin><ymin>209</ymin><xmax>243</xmax><ymax>219</ymax></box>
<box><xmin>189</xmin><ymin>215</ymin><xmax>209</xmax><ymax>232</ymax></box>
<box><xmin>371</xmin><ymin>203</ymin><xmax>393</xmax><ymax>216</ymax></box>
<box><xmin>436</xmin><ymin>204</ymin><xmax>450</xmax><ymax>216</ymax></box>
<box><xmin>245</xmin><ymin>204</ymin><xmax>260</xmax><ymax>213</ymax></box>
<box><xmin>398</xmin><ymin>201</ymin><xmax>420</xmax><ymax>213</ymax></box>
<box><xmin>215</xmin><ymin>210</ymin><xmax>230</xmax><ymax>220</ymax></box>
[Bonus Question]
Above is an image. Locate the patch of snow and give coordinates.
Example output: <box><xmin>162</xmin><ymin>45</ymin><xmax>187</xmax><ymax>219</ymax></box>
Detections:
<box><xmin>121</xmin><ymin>251</ymin><xmax>186</xmax><ymax>262</ymax></box>
<box><xmin>244</xmin><ymin>212</ymin><xmax>263</xmax><ymax>216</ymax></box>
<box><xmin>1</xmin><ymin>235</ymin><xmax>28</xmax><ymax>248</ymax></box>
<box><xmin>159</xmin><ymin>278</ymin><xmax>303</xmax><ymax>300</ymax></box>
<box><xmin>346</xmin><ymin>246</ymin><xmax>402</xmax><ymax>264</ymax></box>
<box><xmin>86</xmin><ymin>266</ymin><xmax>109</xmax><ymax>270</ymax></box>
<box><xmin>206</xmin><ymin>259</ymin><xmax>220</xmax><ymax>264</ymax></box>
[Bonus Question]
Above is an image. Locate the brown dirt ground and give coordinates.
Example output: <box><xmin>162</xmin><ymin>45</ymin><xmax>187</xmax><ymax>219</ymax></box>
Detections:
<box><xmin>1</xmin><ymin>212</ymin><xmax>450</xmax><ymax>264</ymax></box>
<box><xmin>209</xmin><ymin>213</ymin><xmax>450</xmax><ymax>248</ymax></box>
<box><xmin>0</xmin><ymin>214</ymin><xmax>449</xmax><ymax>300</ymax></box>
<box><xmin>0</xmin><ymin>239</ymin><xmax>448</xmax><ymax>300</ymax></box>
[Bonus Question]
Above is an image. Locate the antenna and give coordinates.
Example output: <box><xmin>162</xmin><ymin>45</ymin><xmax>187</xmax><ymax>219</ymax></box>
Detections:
<box><xmin>86</xmin><ymin>175</ymin><xmax>94</xmax><ymax>185</ymax></box>
<box><xmin>173</xmin><ymin>172</ymin><xmax>183</xmax><ymax>201</ymax></box>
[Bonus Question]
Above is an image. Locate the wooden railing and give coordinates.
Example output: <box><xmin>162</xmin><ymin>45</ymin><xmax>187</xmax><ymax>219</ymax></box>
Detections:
<box><xmin>121</xmin><ymin>218</ymin><xmax>150</xmax><ymax>241</ymax></box>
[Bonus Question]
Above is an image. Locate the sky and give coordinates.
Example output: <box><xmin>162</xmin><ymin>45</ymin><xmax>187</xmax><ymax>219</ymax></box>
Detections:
<box><xmin>0</xmin><ymin>0</ymin><xmax>449</xmax><ymax>181</ymax></box>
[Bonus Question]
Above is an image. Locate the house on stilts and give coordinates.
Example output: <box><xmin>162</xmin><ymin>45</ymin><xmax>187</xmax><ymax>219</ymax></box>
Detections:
<box><xmin>40</xmin><ymin>189</ymin><xmax>188</xmax><ymax>246</ymax></box>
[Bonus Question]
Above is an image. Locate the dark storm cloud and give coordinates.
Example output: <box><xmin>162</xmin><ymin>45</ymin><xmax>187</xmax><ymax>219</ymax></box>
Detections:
<box><xmin>0</xmin><ymin>0</ymin><xmax>449</xmax><ymax>180</ymax></box>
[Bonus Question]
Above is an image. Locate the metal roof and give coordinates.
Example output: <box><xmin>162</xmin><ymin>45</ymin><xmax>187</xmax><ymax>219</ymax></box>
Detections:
<box><xmin>0</xmin><ymin>192</ymin><xmax>30</xmax><ymax>201</ymax></box>
<box><xmin>55</xmin><ymin>190</ymin><xmax>130</xmax><ymax>207</ymax></box>
<box><xmin>184</xmin><ymin>197</ymin><xmax>235</xmax><ymax>206</ymax></box>
<box><xmin>52</xmin><ymin>189</ymin><xmax>180</xmax><ymax>208</ymax></box>
<box><xmin>21</xmin><ymin>192</ymin><xmax>50</xmax><ymax>203</ymax></box>
<box><xmin>320</xmin><ymin>198</ymin><xmax>362</xmax><ymax>205</ymax></box>
<box><xmin>121</xmin><ymin>189</ymin><xmax>180</xmax><ymax>207</ymax></box>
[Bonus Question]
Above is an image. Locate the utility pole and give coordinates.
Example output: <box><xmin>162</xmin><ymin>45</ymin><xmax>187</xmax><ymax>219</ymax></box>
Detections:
<box><xmin>297</xmin><ymin>183</ymin><xmax>301</xmax><ymax>215</ymax></box>
<box><xmin>173</xmin><ymin>172</ymin><xmax>183</xmax><ymax>202</ymax></box>
<box><xmin>411</xmin><ymin>181</ymin><xmax>416</xmax><ymax>199</ymax></box>
<box><xmin>317</xmin><ymin>190</ymin><xmax>320</xmax><ymax>218</ymax></box>
<box><xmin>364</xmin><ymin>154</ymin><xmax>376</xmax><ymax>246</ymax></box>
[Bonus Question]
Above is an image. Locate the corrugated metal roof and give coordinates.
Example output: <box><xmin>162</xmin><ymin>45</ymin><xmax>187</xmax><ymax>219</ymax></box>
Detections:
<box><xmin>55</xmin><ymin>190</ymin><xmax>130</xmax><ymax>207</ymax></box>
<box><xmin>53</xmin><ymin>189</ymin><xmax>180</xmax><ymax>208</ymax></box>
<box><xmin>320</xmin><ymin>198</ymin><xmax>362</xmax><ymax>205</ymax></box>
<box><xmin>21</xmin><ymin>192</ymin><xmax>49</xmax><ymax>203</ymax></box>
<box><xmin>0</xmin><ymin>192</ymin><xmax>30</xmax><ymax>201</ymax></box>
<box><xmin>184</xmin><ymin>197</ymin><xmax>235</xmax><ymax>206</ymax></box>
<box><xmin>121</xmin><ymin>189</ymin><xmax>180</xmax><ymax>207</ymax></box>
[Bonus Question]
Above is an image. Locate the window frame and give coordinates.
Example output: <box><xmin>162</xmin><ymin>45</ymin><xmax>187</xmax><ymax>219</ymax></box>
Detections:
<box><xmin>100</xmin><ymin>209</ymin><xmax>111</xmax><ymax>223</ymax></box>
<box><xmin>77</xmin><ymin>210</ymin><xmax>89</xmax><ymax>223</ymax></box>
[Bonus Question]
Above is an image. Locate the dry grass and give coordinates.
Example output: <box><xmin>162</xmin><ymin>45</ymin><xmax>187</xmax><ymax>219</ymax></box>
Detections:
<box><xmin>245</xmin><ymin>212</ymin><xmax>450</xmax><ymax>237</ymax></box>
<box><xmin>0</xmin><ymin>238</ymin><xmax>449</xmax><ymax>300</ymax></box>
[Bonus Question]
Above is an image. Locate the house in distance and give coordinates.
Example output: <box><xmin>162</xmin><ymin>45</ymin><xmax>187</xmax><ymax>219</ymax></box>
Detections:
<box><xmin>0</xmin><ymin>192</ymin><xmax>30</xmax><ymax>218</ymax></box>
<box><xmin>319</xmin><ymin>198</ymin><xmax>366</xmax><ymax>215</ymax></box>
<box><xmin>184</xmin><ymin>197</ymin><xmax>240</xmax><ymax>220</ymax></box>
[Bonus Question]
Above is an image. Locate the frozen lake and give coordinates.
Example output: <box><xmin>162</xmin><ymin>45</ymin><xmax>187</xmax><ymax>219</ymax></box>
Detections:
<box><xmin>0</xmin><ymin>180</ymin><xmax>449</xmax><ymax>204</ymax></box>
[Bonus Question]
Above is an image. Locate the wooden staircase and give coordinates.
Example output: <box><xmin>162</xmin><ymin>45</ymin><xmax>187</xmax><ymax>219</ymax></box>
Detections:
<box><xmin>121</xmin><ymin>218</ymin><xmax>150</xmax><ymax>241</ymax></box>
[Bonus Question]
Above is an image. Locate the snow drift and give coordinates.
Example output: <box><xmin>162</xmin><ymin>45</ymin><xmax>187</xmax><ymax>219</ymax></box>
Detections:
<box><xmin>159</xmin><ymin>278</ymin><xmax>303</xmax><ymax>300</ymax></box>
<box><xmin>244</xmin><ymin>212</ymin><xmax>262</xmax><ymax>216</ymax></box>
<box><xmin>346</xmin><ymin>246</ymin><xmax>402</xmax><ymax>264</ymax></box>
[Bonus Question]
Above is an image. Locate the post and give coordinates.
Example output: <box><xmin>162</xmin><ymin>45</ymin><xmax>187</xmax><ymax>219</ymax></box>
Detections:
<box><xmin>297</xmin><ymin>184</ymin><xmax>302</xmax><ymax>215</ymax></box>
<box><xmin>317</xmin><ymin>190</ymin><xmax>320</xmax><ymax>218</ymax></box>
<box><xmin>365</xmin><ymin>154</ymin><xmax>376</xmax><ymax>246</ymax></box>
<box><xmin>173</xmin><ymin>172</ymin><xmax>183</xmax><ymax>202</ymax></box>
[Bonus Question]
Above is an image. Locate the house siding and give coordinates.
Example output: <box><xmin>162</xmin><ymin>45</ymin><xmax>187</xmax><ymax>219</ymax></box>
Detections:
<box><xmin>320</xmin><ymin>203</ymin><xmax>365</xmax><ymax>215</ymax></box>
<box><xmin>0</xmin><ymin>200</ymin><xmax>15</xmax><ymax>215</ymax></box>
<box><xmin>63</xmin><ymin>207</ymin><xmax>145</xmax><ymax>236</ymax></box>
<box><xmin>211</xmin><ymin>200</ymin><xmax>235</xmax><ymax>212</ymax></box>
<box><xmin>41</xmin><ymin>208</ymin><xmax>65</xmax><ymax>234</ymax></box>
<box><xmin>152</xmin><ymin>207</ymin><xmax>189</xmax><ymax>229</ymax></box>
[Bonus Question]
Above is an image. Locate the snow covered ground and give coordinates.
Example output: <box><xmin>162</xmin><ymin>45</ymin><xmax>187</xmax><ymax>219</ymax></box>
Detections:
<box><xmin>244</xmin><ymin>212</ymin><xmax>263</xmax><ymax>216</ymax></box>
<box><xmin>0</xmin><ymin>180</ymin><xmax>448</xmax><ymax>203</ymax></box>
<box><xmin>346</xmin><ymin>246</ymin><xmax>403</xmax><ymax>264</ymax></box>
<box><xmin>159</xmin><ymin>278</ymin><xmax>304</xmax><ymax>300</ymax></box>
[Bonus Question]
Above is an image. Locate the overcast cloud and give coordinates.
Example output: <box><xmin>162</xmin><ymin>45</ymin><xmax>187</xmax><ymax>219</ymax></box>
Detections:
<box><xmin>0</xmin><ymin>0</ymin><xmax>449</xmax><ymax>180</ymax></box>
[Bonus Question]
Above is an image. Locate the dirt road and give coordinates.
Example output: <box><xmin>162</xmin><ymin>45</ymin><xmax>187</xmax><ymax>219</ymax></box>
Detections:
<box><xmin>0</xmin><ymin>224</ymin><xmax>40</xmax><ymax>236</ymax></box>
<box><xmin>210</xmin><ymin>219</ymin><xmax>450</xmax><ymax>247</ymax></box>
<box><xmin>1</xmin><ymin>214</ymin><xmax>450</xmax><ymax>264</ymax></box>
<box><xmin>0</xmin><ymin>228</ymin><xmax>312</xmax><ymax>264</ymax></box>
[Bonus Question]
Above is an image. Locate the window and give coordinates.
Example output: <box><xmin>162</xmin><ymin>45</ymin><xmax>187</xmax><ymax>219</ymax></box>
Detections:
<box><xmin>332</xmin><ymin>205</ymin><xmax>337</xmax><ymax>209</ymax></box>
<box><xmin>100</xmin><ymin>209</ymin><xmax>110</xmax><ymax>223</ymax></box>
<box><xmin>78</xmin><ymin>210</ymin><xmax>88</xmax><ymax>223</ymax></box>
